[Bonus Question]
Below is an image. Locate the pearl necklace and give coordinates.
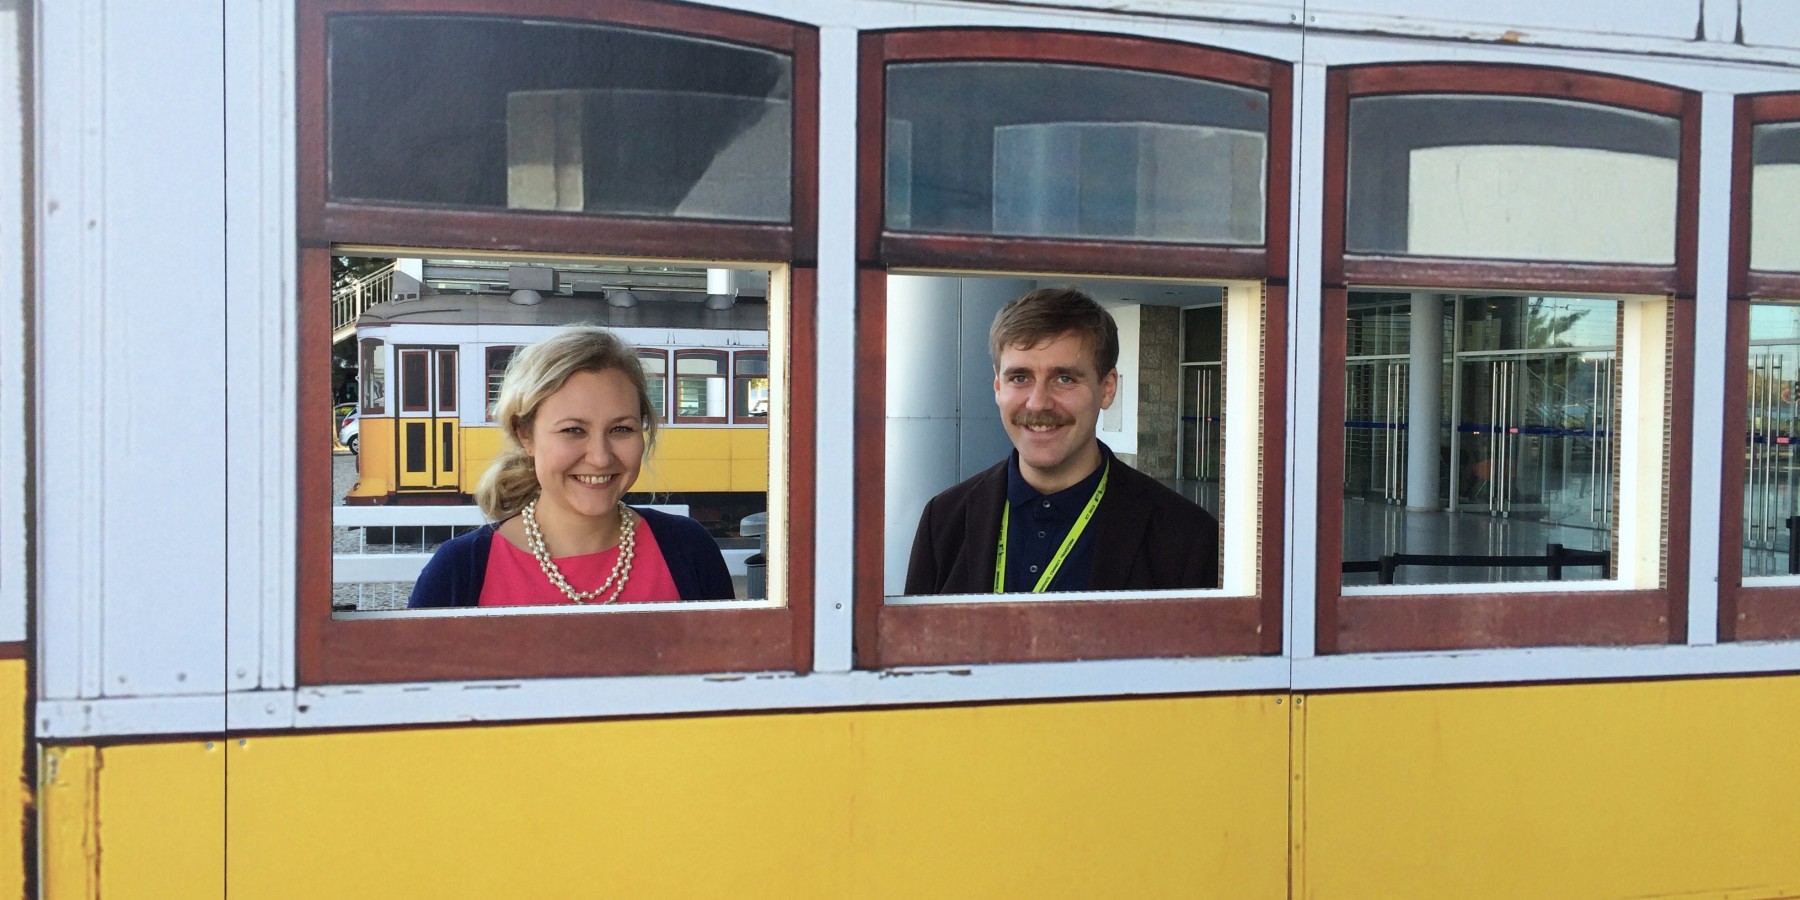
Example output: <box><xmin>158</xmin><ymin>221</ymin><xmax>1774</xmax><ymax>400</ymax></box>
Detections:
<box><xmin>520</xmin><ymin>498</ymin><xmax>636</xmax><ymax>604</ymax></box>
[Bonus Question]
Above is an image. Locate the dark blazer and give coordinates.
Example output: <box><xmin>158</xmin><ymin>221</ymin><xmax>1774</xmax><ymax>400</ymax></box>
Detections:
<box><xmin>408</xmin><ymin>506</ymin><xmax>734</xmax><ymax>607</ymax></box>
<box><xmin>904</xmin><ymin>451</ymin><xmax>1220</xmax><ymax>595</ymax></box>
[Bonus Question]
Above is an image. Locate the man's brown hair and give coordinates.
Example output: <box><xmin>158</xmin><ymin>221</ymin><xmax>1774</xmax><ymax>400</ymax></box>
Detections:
<box><xmin>989</xmin><ymin>287</ymin><xmax>1120</xmax><ymax>375</ymax></box>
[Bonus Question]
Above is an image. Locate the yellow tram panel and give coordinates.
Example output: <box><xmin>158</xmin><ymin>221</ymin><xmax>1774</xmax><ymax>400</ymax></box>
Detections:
<box><xmin>342</xmin><ymin>417</ymin><xmax>397</xmax><ymax>501</ymax></box>
<box><xmin>1297</xmin><ymin>675</ymin><xmax>1800</xmax><ymax>899</ymax></box>
<box><xmin>42</xmin><ymin>740</ymin><xmax>225</xmax><ymax>899</ymax></box>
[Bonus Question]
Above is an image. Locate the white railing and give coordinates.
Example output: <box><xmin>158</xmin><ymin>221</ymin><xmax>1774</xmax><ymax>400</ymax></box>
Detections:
<box><xmin>329</xmin><ymin>263</ymin><xmax>396</xmax><ymax>340</ymax></box>
<box><xmin>331</xmin><ymin>504</ymin><xmax>754</xmax><ymax>586</ymax></box>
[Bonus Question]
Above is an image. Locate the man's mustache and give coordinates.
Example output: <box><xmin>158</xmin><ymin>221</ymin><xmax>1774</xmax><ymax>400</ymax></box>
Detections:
<box><xmin>1012</xmin><ymin>411</ymin><xmax>1074</xmax><ymax>429</ymax></box>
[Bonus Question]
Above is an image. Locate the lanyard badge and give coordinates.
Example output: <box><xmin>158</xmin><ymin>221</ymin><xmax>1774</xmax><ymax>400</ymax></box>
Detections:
<box><xmin>994</xmin><ymin>461</ymin><xmax>1110</xmax><ymax>594</ymax></box>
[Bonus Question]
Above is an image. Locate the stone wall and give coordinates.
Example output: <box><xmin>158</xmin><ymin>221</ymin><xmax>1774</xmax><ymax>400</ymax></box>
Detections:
<box><xmin>1134</xmin><ymin>305</ymin><xmax>1180</xmax><ymax>478</ymax></box>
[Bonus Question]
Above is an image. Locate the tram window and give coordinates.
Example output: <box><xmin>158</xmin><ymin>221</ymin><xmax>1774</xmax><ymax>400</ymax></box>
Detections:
<box><xmin>1347</xmin><ymin>95</ymin><xmax>1680</xmax><ymax>265</ymax></box>
<box><xmin>735</xmin><ymin>351</ymin><xmax>770</xmax><ymax>421</ymax></box>
<box><xmin>885</xmin><ymin>62</ymin><xmax>1267</xmax><ymax>244</ymax></box>
<box><xmin>673</xmin><ymin>350</ymin><xmax>728</xmax><ymax>424</ymax></box>
<box><xmin>330</xmin><ymin>255</ymin><xmax>780</xmax><ymax>617</ymax></box>
<box><xmin>1338</xmin><ymin>292</ymin><xmax>1649</xmax><ymax>589</ymax></box>
<box><xmin>883</xmin><ymin>272</ymin><xmax>1261</xmax><ymax>599</ymax></box>
<box><xmin>325</xmin><ymin>15</ymin><xmax>792</xmax><ymax>223</ymax></box>
<box><xmin>485</xmin><ymin>346</ymin><xmax>517</xmax><ymax>421</ymax></box>
<box><xmin>1751</xmin><ymin>122</ymin><xmax>1800</xmax><ymax>272</ymax></box>
<box><xmin>360</xmin><ymin>339</ymin><xmax>386</xmax><ymax>415</ymax></box>
<box><xmin>1741</xmin><ymin>302</ymin><xmax>1800</xmax><ymax>579</ymax></box>
<box><xmin>637</xmin><ymin>349</ymin><xmax>668</xmax><ymax>422</ymax></box>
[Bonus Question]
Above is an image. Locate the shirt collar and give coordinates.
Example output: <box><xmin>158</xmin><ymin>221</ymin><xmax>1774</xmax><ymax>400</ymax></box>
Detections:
<box><xmin>1006</xmin><ymin>441</ymin><xmax>1112</xmax><ymax>511</ymax></box>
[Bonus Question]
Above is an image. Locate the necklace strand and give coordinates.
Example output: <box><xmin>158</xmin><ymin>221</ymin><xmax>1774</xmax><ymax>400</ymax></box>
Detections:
<box><xmin>521</xmin><ymin>499</ymin><xmax>636</xmax><ymax>604</ymax></box>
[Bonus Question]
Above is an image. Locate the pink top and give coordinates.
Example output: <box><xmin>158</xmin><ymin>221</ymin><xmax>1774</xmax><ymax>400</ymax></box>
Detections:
<box><xmin>477</xmin><ymin>519</ymin><xmax>681</xmax><ymax>606</ymax></box>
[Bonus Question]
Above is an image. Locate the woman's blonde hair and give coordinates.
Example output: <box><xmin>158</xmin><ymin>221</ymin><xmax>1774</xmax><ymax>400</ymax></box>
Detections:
<box><xmin>475</xmin><ymin>326</ymin><xmax>659</xmax><ymax>520</ymax></box>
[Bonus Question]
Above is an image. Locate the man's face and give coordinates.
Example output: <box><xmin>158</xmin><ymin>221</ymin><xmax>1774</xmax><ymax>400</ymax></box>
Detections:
<box><xmin>994</xmin><ymin>330</ymin><xmax>1118</xmax><ymax>492</ymax></box>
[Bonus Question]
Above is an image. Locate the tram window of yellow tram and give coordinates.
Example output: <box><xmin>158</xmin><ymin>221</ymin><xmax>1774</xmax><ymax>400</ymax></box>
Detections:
<box><xmin>330</xmin><ymin>254</ymin><xmax>783</xmax><ymax>614</ymax></box>
<box><xmin>883</xmin><ymin>271</ymin><xmax>1259</xmax><ymax>600</ymax></box>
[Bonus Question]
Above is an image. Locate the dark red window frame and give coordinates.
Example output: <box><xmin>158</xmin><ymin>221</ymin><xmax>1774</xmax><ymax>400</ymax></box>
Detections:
<box><xmin>853</xmin><ymin>28</ymin><xmax>1292</xmax><ymax>668</ymax></box>
<box><xmin>671</xmin><ymin>349</ymin><xmax>730</xmax><ymax>425</ymax></box>
<box><xmin>297</xmin><ymin>0</ymin><xmax>818</xmax><ymax>684</ymax></box>
<box><xmin>734</xmin><ymin>349</ymin><xmax>770</xmax><ymax>424</ymax></box>
<box><xmin>1315</xmin><ymin>63</ymin><xmax>1702</xmax><ymax>654</ymax></box>
<box><xmin>1718</xmin><ymin>92</ymin><xmax>1800</xmax><ymax>642</ymax></box>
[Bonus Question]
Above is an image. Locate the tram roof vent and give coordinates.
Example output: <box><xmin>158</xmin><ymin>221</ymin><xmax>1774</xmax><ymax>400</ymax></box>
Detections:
<box><xmin>507</xmin><ymin>266</ymin><xmax>558</xmax><ymax>293</ymax></box>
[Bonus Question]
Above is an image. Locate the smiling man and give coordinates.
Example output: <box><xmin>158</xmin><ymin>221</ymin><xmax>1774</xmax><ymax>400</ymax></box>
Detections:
<box><xmin>904</xmin><ymin>288</ymin><xmax>1221</xmax><ymax>595</ymax></box>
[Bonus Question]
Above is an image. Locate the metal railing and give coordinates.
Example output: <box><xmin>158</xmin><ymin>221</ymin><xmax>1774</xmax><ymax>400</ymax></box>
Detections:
<box><xmin>330</xmin><ymin>263</ymin><xmax>396</xmax><ymax>342</ymax></box>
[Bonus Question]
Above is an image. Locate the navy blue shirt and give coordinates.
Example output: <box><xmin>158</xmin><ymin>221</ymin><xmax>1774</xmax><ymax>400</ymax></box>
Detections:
<box><xmin>1002</xmin><ymin>447</ymin><xmax>1109</xmax><ymax>593</ymax></box>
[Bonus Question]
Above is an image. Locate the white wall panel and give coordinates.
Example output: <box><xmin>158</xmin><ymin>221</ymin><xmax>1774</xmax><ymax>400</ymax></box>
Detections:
<box><xmin>1740</xmin><ymin>0</ymin><xmax>1800</xmax><ymax>50</ymax></box>
<box><xmin>1301</xmin><ymin>0</ymin><xmax>1701</xmax><ymax>42</ymax></box>
<box><xmin>38</xmin><ymin>1</ymin><xmax>227</xmax><ymax>704</ymax></box>
<box><xmin>224</xmin><ymin>0</ymin><xmax>297</xmax><ymax>693</ymax></box>
<box><xmin>0</xmin><ymin>0</ymin><xmax>27</xmax><ymax>645</ymax></box>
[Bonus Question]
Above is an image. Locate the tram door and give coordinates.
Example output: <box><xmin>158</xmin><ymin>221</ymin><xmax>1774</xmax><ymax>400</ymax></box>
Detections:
<box><xmin>1744</xmin><ymin>347</ymin><xmax>1800</xmax><ymax>564</ymax></box>
<box><xmin>395</xmin><ymin>346</ymin><xmax>459</xmax><ymax>490</ymax></box>
<box><xmin>1456</xmin><ymin>353</ymin><xmax>1613</xmax><ymax>526</ymax></box>
<box><xmin>1179</xmin><ymin>364</ymin><xmax>1222</xmax><ymax>482</ymax></box>
<box><xmin>1343</xmin><ymin>359</ymin><xmax>1408</xmax><ymax>503</ymax></box>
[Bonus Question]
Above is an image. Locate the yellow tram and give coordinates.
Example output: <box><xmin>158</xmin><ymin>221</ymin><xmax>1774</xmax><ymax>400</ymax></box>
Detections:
<box><xmin>344</xmin><ymin>275</ymin><xmax>771</xmax><ymax>533</ymax></box>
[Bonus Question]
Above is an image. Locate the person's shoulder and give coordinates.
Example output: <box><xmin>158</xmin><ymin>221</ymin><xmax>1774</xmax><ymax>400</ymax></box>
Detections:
<box><xmin>633</xmin><ymin>506</ymin><xmax>712</xmax><ymax>546</ymax></box>
<box><xmin>432</xmin><ymin>523</ymin><xmax>496</xmax><ymax>558</ymax></box>
<box><xmin>1110</xmin><ymin>459</ymin><xmax>1215</xmax><ymax>520</ymax></box>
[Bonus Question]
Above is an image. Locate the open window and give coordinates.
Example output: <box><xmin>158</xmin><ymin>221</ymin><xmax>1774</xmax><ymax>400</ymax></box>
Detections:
<box><xmin>853</xmin><ymin>29</ymin><xmax>1291</xmax><ymax>667</ymax></box>
<box><xmin>298</xmin><ymin>0</ymin><xmax>818</xmax><ymax>682</ymax></box>
<box><xmin>1720</xmin><ymin>92</ymin><xmax>1800</xmax><ymax>641</ymax></box>
<box><xmin>1316</xmin><ymin>64</ymin><xmax>1700</xmax><ymax>653</ymax></box>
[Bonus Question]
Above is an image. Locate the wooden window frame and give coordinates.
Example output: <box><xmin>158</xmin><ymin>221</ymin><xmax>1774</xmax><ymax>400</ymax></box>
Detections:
<box><xmin>1718</xmin><ymin>92</ymin><xmax>1800</xmax><ymax>642</ymax></box>
<box><xmin>297</xmin><ymin>0</ymin><xmax>818</xmax><ymax>684</ymax></box>
<box><xmin>299</xmin><ymin>0</ymin><xmax>819</xmax><ymax>266</ymax></box>
<box><xmin>671</xmin><ymin>349</ymin><xmax>730</xmax><ymax>425</ymax></box>
<box><xmin>1315</xmin><ymin>63</ymin><xmax>1701</xmax><ymax>654</ymax></box>
<box><xmin>734</xmin><ymin>349</ymin><xmax>770</xmax><ymax>424</ymax></box>
<box><xmin>853</xmin><ymin>29</ymin><xmax>1292</xmax><ymax>668</ymax></box>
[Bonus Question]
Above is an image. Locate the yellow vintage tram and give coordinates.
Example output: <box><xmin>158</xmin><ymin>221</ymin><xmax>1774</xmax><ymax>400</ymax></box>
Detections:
<box><xmin>343</xmin><ymin>264</ymin><xmax>771</xmax><ymax>533</ymax></box>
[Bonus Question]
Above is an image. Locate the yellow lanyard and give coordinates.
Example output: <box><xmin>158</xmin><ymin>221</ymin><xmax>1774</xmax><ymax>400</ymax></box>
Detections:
<box><xmin>994</xmin><ymin>462</ymin><xmax>1110</xmax><ymax>593</ymax></box>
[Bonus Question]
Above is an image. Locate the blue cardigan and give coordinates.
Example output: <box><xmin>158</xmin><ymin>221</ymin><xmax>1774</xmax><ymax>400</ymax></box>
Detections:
<box><xmin>408</xmin><ymin>507</ymin><xmax>735</xmax><ymax>607</ymax></box>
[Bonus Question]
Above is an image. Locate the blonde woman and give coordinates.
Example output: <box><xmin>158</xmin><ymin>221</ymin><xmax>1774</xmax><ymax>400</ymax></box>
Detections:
<box><xmin>410</xmin><ymin>327</ymin><xmax>733</xmax><ymax>607</ymax></box>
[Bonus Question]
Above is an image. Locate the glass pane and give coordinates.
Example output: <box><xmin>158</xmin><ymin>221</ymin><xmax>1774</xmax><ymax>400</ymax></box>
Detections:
<box><xmin>330</xmin><ymin>255</ymin><xmax>775</xmax><ymax>611</ymax></box>
<box><xmin>637</xmin><ymin>351</ymin><xmax>667</xmax><ymax>420</ymax></box>
<box><xmin>1347</xmin><ymin>95</ymin><xmax>1680</xmax><ymax>264</ymax></box>
<box><xmin>328</xmin><ymin>15</ymin><xmax>792</xmax><ymax>222</ymax></box>
<box><xmin>1342</xmin><ymin>291</ymin><xmax>1620</xmax><ymax>587</ymax></box>
<box><xmin>885</xmin><ymin>62</ymin><xmax>1268</xmax><ymax>243</ymax></box>
<box><xmin>735</xmin><ymin>352</ymin><xmax>769</xmax><ymax>419</ymax></box>
<box><xmin>883</xmin><ymin>272</ymin><xmax>1228</xmax><ymax>597</ymax></box>
<box><xmin>361</xmin><ymin>341</ymin><xmax>386</xmax><ymax>413</ymax></box>
<box><xmin>1744</xmin><ymin>300</ymin><xmax>1800</xmax><ymax>577</ymax></box>
<box><xmin>1752</xmin><ymin>122</ymin><xmax>1800</xmax><ymax>272</ymax></box>
<box><xmin>1182</xmin><ymin>304</ymin><xmax>1223</xmax><ymax>364</ymax></box>
<box><xmin>676</xmin><ymin>352</ymin><xmax>727</xmax><ymax>418</ymax></box>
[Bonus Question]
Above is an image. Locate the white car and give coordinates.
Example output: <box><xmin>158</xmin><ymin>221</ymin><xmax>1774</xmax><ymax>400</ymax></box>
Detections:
<box><xmin>338</xmin><ymin>413</ymin><xmax>359</xmax><ymax>454</ymax></box>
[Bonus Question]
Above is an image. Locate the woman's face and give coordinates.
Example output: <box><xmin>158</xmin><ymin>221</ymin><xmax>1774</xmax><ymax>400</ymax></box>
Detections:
<box><xmin>518</xmin><ymin>368</ymin><xmax>646</xmax><ymax>527</ymax></box>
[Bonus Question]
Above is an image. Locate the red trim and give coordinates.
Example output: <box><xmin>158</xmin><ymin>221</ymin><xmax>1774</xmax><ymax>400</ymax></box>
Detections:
<box><xmin>882</xmin><ymin>235</ymin><xmax>1268</xmax><ymax>282</ymax></box>
<box><xmin>787</xmin><ymin>268</ymin><xmax>819</xmax><ymax>672</ymax></box>
<box><xmin>852</xmin><ymin>268</ymin><xmax>886</xmax><ymax>667</ymax></box>
<box><xmin>1339</xmin><ymin>62</ymin><xmax>1688</xmax><ymax>116</ymax></box>
<box><xmin>874</xmin><ymin>598</ymin><xmax>1265</xmax><ymax>666</ymax></box>
<box><xmin>320</xmin><ymin>205</ymin><xmax>795</xmax><ymax>264</ymax></box>
<box><xmin>1342</xmin><ymin>256</ymin><xmax>1680</xmax><ymax>296</ymax></box>
<box><xmin>1336</xmin><ymin>591</ymin><xmax>1677</xmax><ymax>653</ymax></box>
<box><xmin>1718</xmin><ymin>92</ymin><xmax>1800</xmax><ymax>642</ymax></box>
<box><xmin>855</xmin><ymin>32</ymin><xmax>886</xmax><ymax>266</ymax></box>
<box><xmin>876</xmin><ymin>28</ymin><xmax>1278</xmax><ymax>89</ymax></box>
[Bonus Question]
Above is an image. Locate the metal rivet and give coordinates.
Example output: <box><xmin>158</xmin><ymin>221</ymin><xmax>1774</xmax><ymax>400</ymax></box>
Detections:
<box><xmin>205</xmin><ymin>742</ymin><xmax>215</xmax><ymax>750</ymax></box>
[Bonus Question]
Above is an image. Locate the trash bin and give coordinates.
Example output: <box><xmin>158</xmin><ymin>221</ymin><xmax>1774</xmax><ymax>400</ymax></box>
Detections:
<box><xmin>739</xmin><ymin>512</ymin><xmax>768</xmax><ymax>600</ymax></box>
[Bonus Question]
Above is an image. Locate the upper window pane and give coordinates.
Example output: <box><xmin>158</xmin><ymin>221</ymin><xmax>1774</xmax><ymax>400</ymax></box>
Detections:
<box><xmin>1347</xmin><ymin>95</ymin><xmax>1680</xmax><ymax>264</ymax></box>
<box><xmin>328</xmin><ymin>15</ymin><xmax>792</xmax><ymax>222</ymax></box>
<box><xmin>1752</xmin><ymin>121</ymin><xmax>1800</xmax><ymax>272</ymax></box>
<box><xmin>885</xmin><ymin>62</ymin><xmax>1268</xmax><ymax>244</ymax></box>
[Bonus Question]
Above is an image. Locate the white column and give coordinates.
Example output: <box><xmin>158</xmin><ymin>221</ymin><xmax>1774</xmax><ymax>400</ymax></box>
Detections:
<box><xmin>1406</xmin><ymin>292</ymin><xmax>1443</xmax><ymax>509</ymax></box>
